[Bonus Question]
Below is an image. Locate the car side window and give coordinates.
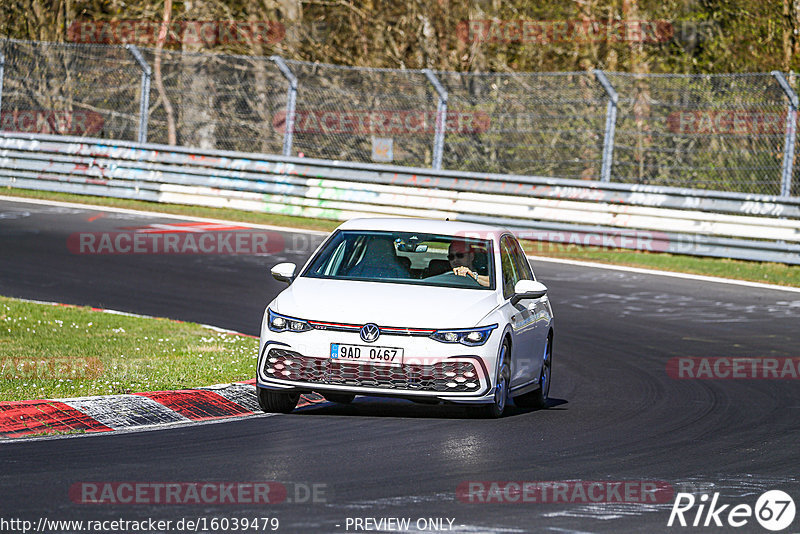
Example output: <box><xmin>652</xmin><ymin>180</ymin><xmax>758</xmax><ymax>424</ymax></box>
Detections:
<box><xmin>500</xmin><ymin>236</ymin><xmax>520</xmax><ymax>300</ymax></box>
<box><xmin>509</xmin><ymin>237</ymin><xmax>534</xmax><ymax>281</ymax></box>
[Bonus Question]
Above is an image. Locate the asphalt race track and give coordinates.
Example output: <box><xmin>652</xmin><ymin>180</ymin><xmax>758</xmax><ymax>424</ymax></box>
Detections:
<box><xmin>1</xmin><ymin>197</ymin><xmax>799</xmax><ymax>533</ymax></box>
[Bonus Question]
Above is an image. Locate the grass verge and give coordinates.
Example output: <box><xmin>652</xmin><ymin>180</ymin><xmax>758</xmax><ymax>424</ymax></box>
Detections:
<box><xmin>3</xmin><ymin>187</ymin><xmax>799</xmax><ymax>288</ymax></box>
<box><xmin>0</xmin><ymin>296</ymin><xmax>258</xmax><ymax>402</ymax></box>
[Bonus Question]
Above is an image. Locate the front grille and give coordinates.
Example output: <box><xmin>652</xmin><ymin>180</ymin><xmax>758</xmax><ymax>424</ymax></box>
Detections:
<box><xmin>264</xmin><ymin>348</ymin><xmax>480</xmax><ymax>393</ymax></box>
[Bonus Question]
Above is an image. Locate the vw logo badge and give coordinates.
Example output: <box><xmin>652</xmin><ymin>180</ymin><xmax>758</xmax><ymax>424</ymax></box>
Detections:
<box><xmin>360</xmin><ymin>323</ymin><xmax>380</xmax><ymax>343</ymax></box>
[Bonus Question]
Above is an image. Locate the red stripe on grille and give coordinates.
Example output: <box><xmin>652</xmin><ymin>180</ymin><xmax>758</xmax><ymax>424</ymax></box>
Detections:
<box><xmin>381</xmin><ymin>327</ymin><xmax>436</xmax><ymax>334</ymax></box>
<box><xmin>308</xmin><ymin>320</ymin><xmax>359</xmax><ymax>329</ymax></box>
<box><xmin>307</xmin><ymin>321</ymin><xmax>434</xmax><ymax>334</ymax></box>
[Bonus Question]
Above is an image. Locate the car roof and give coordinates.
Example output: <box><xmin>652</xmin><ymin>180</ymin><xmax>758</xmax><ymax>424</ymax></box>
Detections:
<box><xmin>335</xmin><ymin>217</ymin><xmax>511</xmax><ymax>240</ymax></box>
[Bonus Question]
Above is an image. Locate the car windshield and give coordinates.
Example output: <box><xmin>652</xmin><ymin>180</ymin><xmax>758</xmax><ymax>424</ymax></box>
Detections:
<box><xmin>302</xmin><ymin>230</ymin><xmax>495</xmax><ymax>290</ymax></box>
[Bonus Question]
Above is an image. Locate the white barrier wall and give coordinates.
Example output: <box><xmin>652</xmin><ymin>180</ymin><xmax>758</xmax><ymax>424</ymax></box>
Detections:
<box><xmin>2</xmin><ymin>132</ymin><xmax>799</xmax><ymax>264</ymax></box>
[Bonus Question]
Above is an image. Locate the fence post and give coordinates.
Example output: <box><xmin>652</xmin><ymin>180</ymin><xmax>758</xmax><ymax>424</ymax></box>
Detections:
<box><xmin>271</xmin><ymin>56</ymin><xmax>298</xmax><ymax>158</ymax></box>
<box><xmin>772</xmin><ymin>71</ymin><xmax>798</xmax><ymax>197</ymax></box>
<box><xmin>423</xmin><ymin>69</ymin><xmax>447</xmax><ymax>170</ymax></box>
<box><xmin>0</xmin><ymin>47</ymin><xmax>5</xmax><ymax>118</ymax></box>
<box><xmin>126</xmin><ymin>45</ymin><xmax>151</xmax><ymax>144</ymax></box>
<box><xmin>594</xmin><ymin>69</ymin><xmax>618</xmax><ymax>183</ymax></box>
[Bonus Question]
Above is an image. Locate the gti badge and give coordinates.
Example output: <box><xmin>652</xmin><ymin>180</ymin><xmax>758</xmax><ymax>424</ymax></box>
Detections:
<box><xmin>360</xmin><ymin>323</ymin><xmax>380</xmax><ymax>343</ymax></box>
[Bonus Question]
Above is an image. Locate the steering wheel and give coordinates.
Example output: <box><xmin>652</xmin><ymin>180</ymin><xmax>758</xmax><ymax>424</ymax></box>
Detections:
<box><xmin>425</xmin><ymin>270</ymin><xmax>482</xmax><ymax>286</ymax></box>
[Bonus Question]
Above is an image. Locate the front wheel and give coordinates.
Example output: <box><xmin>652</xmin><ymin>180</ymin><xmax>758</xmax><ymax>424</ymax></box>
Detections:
<box><xmin>514</xmin><ymin>334</ymin><xmax>552</xmax><ymax>409</ymax></box>
<box><xmin>258</xmin><ymin>387</ymin><xmax>300</xmax><ymax>413</ymax></box>
<box><xmin>469</xmin><ymin>340</ymin><xmax>510</xmax><ymax>419</ymax></box>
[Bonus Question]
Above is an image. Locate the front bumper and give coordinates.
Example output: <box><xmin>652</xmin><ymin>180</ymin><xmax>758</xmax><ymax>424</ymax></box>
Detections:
<box><xmin>257</xmin><ymin>331</ymin><xmax>499</xmax><ymax>404</ymax></box>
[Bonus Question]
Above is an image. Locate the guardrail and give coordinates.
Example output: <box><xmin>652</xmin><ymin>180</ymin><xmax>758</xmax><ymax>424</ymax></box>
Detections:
<box><xmin>1</xmin><ymin>131</ymin><xmax>799</xmax><ymax>265</ymax></box>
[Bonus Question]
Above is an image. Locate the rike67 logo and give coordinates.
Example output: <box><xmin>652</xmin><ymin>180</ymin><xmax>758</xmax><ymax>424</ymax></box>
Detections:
<box><xmin>668</xmin><ymin>490</ymin><xmax>796</xmax><ymax>531</ymax></box>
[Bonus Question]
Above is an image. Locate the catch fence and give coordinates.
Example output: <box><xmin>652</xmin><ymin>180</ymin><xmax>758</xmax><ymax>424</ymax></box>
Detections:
<box><xmin>0</xmin><ymin>38</ymin><xmax>797</xmax><ymax>197</ymax></box>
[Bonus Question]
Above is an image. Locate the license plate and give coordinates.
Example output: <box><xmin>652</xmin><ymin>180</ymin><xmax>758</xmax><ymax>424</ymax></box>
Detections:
<box><xmin>330</xmin><ymin>343</ymin><xmax>403</xmax><ymax>366</ymax></box>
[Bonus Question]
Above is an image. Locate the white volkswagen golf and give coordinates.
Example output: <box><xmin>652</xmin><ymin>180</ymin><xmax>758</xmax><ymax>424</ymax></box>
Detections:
<box><xmin>257</xmin><ymin>218</ymin><xmax>554</xmax><ymax>418</ymax></box>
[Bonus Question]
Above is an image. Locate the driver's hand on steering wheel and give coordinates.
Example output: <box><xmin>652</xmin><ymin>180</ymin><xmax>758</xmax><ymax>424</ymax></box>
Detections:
<box><xmin>453</xmin><ymin>266</ymin><xmax>476</xmax><ymax>280</ymax></box>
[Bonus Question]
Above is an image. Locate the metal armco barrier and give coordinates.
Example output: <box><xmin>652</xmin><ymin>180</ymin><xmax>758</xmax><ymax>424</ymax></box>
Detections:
<box><xmin>1</xmin><ymin>131</ymin><xmax>799</xmax><ymax>265</ymax></box>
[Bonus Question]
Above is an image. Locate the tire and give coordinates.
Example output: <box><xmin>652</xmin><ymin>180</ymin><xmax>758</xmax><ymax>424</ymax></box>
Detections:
<box><xmin>257</xmin><ymin>387</ymin><xmax>300</xmax><ymax>414</ymax></box>
<box><xmin>514</xmin><ymin>333</ymin><xmax>552</xmax><ymax>409</ymax></box>
<box><xmin>470</xmin><ymin>340</ymin><xmax>510</xmax><ymax>419</ymax></box>
<box><xmin>323</xmin><ymin>393</ymin><xmax>355</xmax><ymax>404</ymax></box>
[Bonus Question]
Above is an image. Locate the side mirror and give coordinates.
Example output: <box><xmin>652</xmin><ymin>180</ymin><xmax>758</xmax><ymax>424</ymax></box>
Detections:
<box><xmin>271</xmin><ymin>262</ymin><xmax>297</xmax><ymax>284</ymax></box>
<box><xmin>511</xmin><ymin>279</ymin><xmax>547</xmax><ymax>304</ymax></box>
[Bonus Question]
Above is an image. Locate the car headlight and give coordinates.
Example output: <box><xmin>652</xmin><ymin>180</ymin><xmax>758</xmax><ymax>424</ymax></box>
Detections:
<box><xmin>430</xmin><ymin>324</ymin><xmax>497</xmax><ymax>346</ymax></box>
<box><xmin>268</xmin><ymin>309</ymin><xmax>312</xmax><ymax>333</ymax></box>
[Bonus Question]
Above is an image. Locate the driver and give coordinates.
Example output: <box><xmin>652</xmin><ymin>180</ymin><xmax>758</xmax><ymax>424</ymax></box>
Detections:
<box><xmin>448</xmin><ymin>240</ymin><xmax>490</xmax><ymax>287</ymax></box>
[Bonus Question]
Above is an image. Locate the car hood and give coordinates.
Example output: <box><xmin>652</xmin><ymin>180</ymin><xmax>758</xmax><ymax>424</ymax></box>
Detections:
<box><xmin>272</xmin><ymin>277</ymin><xmax>502</xmax><ymax>329</ymax></box>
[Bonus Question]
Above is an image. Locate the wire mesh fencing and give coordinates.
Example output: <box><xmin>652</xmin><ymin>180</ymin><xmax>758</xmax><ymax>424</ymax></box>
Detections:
<box><xmin>0</xmin><ymin>38</ymin><xmax>797</xmax><ymax>197</ymax></box>
<box><xmin>0</xmin><ymin>40</ymin><xmax>142</xmax><ymax>141</ymax></box>
<box><xmin>606</xmin><ymin>72</ymin><xmax>791</xmax><ymax>195</ymax></box>
<box><xmin>285</xmin><ymin>60</ymin><xmax>438</xmax><ymax>167</ymax></box>
<box><xmin>139</xmin><ymin>48</ymin><xmax>287</xmax><ymax>153</ymax></box>
<box><xmin>436</xmin><ymin>71</ymin><xmax>607</xmax><ymax>179</ymax></box>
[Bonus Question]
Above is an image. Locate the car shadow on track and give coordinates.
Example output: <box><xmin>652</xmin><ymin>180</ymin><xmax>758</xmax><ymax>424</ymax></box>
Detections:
<box><xmin>293</xmin><ymin>396</ymin><xmax>568</xmax><ymax>419</ymax></box>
